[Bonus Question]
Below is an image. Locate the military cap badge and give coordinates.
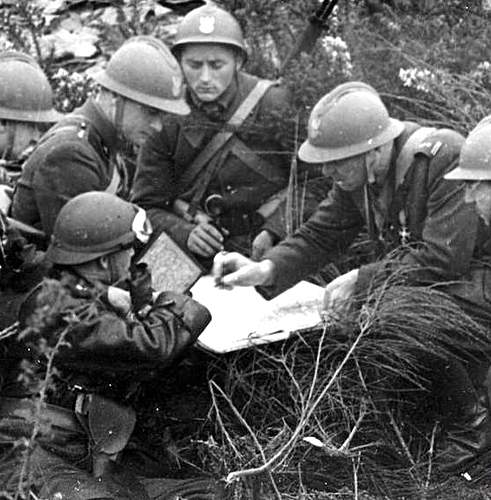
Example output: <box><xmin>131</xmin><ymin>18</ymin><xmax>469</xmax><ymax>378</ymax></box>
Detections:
<box><xmin>172</xmin><ymin>75</ymin><xmax>182</xmax><ymax>97</ymax></box>
<box><xmin>199</xmin><ymin>15</ymin><xmax>215</xmax><ymax>34</ymax></box>
<box><xmin>310</xmin><ymin>116</ymin><xmax>321</xmax><ymax>139</ymax></box>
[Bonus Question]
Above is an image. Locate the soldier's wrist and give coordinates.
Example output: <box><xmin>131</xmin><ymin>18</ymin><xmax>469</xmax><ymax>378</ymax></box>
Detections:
<box><xmin>258</xmin><ymin>259</ymin><xmax>275</xmax><ymax>286</ymax></box>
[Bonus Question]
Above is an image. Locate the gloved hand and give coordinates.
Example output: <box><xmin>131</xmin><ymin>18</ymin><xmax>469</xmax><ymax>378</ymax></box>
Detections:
<box><xmin>129</xmin><ymin>263</ymin><xmax>154</xmax><ymax>314</ymax></box>
<box><xmin>107</xmin><ymin>286</ymin><xmax>132</xmax><ymax>316</ymax></box>
<box><xmin>154</xmin><ymin>290</ymin><xmax>211</xmax><ymax>337</ymax></box>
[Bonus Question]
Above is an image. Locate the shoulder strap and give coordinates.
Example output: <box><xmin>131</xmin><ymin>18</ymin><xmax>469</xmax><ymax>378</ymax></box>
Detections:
<box><xmin>182</xmin><ymin>79</ymin><xmax>276</xmax><ymax>191</ymax></box>
<box><xmin>41</xmin><ymin>114</ymin><xmax>91</xmax><ymax>143</ymax></box>
<box><xmin>394</xmin><ymin>126</ymin><xmax>437</xmax><ymax>240</ymax></box>
<box><xmin>395</xmin><ymin>126</ymin><xmax>436</xmax><ymax>188</ymax></box>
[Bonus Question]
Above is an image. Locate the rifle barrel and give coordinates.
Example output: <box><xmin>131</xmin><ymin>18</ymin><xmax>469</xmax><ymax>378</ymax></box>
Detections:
<box><xmin>279</xmin><ymin>0</ymin><xmax>341</xmax><ymax>75</ymax></box>
<box><xmin>316</xmin><ymin>0</ymin><xmax>340</xmax><ymax>21</ymax></box>
<box><xmin>6</xmin><ymin>217</ymin><xmax>45</xmax><ymax>238</ymax></box>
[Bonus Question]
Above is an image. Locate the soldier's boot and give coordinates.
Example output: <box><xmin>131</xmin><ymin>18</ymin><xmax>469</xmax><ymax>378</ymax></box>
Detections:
<box><xmin>438</xmin><ymin>396</ymin><xmax>491</xmax><ymax>474</ymax></box>
<box><xmin>428</xmin><ymin>355</ymin><xmax>491</xmax><ymax>474</ymax></box>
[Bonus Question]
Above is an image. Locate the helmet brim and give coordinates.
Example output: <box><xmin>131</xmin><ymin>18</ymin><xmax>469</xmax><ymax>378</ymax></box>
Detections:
<box><xmin>0</xmin><ymin>106</ymin><xmax>63</xmax><ymax>123</ymax></box>
<box><xmin>444</xmin><ymin>166</ymin><xmax>491</xmax><ymax>181</ymax></box>
<box><xmin>94</xmin><ymin>71</ymin><xmax>190</xmax><ymax>116</ymax></box>
<box><xmin>46</xmin><ymin>245</ymin><xmax>113</xmax><ymax>266</ymax></box>
<box><xmin>172</xmin><ymin>39</ymin><xmax>248</xmax><ymax>62</ymax></box>
<box><xmin>46</xmin><ymin>229</ymin><xmax>135</xmax><ymax>266</ymax></box>
<box><xmin>299</xmin><ymin>118</ymin><xmax>405</xmax><ymax>164</ymax></box>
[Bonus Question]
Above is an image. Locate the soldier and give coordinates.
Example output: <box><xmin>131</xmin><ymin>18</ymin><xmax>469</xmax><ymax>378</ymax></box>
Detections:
<box><xmin>10</xmin><ymin>35</ymin><xmax>189</xmax><ymax>238</ymax></box>
<box><xmin>0</xmin><ymin>52</ymin><xmax>62</xmax><ymax>327</ymax></box>
<box><xmin>0</xmin><ymin>191</ymin><xmax>223</xmax><ymax>499</ymax></box>
<box><xmin>132</xmin><ymin>4</ymin><xmax>329</xmax><ymax>263</ymax></box>
<box><xmin>443</xmin><ymin>115</ymin><xmax>491</xmax><ymax>324</ymax></box>
<box><xmin>0</xmin><ymin>51</ymin><xmax>62</xmax><ymax>207</ymax></box>
<box><xmin>213</xmin><ymin>81</ymin><xmax>474</xmax><ymax>297</ymax></box>
<box><xmin>213</xmin><ymin>82</ymin><xmax>491</xmax><ymax>472</ymax></box>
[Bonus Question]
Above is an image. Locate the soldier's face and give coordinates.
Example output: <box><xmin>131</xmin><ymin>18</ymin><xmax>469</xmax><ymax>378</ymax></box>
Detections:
<box><xmin>120</xmin><ymin>100</ymin><xmax>164</xmax><ymax>146</ymax></box>
<box><xmin>108</xmin><ymin>247</ymin><xmax>134</xmax><ymax>283</ymax></box>
<box><xmin>0</xmin><ymin>120</ymin><xmax>43</xmax><ymax>159</ymax></box>
<box><xmin>465</xmin><ymin>181</ymin><xmax>491</xmax><ymax>225</ymax></box>
<box><xmin>322</xmin><ymin>154</ymin><xmax>368</xmax><ymax>191</ymax></box>
<box><xmin>180</xmin><ymin>44</ymin><xmax>239</xmax><ymax>102</ymax></box>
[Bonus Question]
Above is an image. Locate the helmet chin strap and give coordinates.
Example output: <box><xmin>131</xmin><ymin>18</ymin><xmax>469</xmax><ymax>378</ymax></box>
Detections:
<box><xmin>365</xmin><ymin>153</ymin><xmax>376</xmax><ymax>185</ymax></box>
<box><xmin>1</xmin><ymin>122</ymin><xmax>16</xmax><ymax>160</ymax></box>
<box><xmin>113</xmin><ymin>95</ymin><xmax>126</xmax><ymax>142</ymax></box>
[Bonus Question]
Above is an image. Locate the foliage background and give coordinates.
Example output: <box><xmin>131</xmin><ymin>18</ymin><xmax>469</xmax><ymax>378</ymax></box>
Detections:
<box><xmin>2</xmin><ymin>0</ymin><xmax>489</xmax><ymax>133</ymax></box>
<box><xmin>1</xmin><ymin>0</ymin><xmax>491</xmax><ymax>499</ymax></box>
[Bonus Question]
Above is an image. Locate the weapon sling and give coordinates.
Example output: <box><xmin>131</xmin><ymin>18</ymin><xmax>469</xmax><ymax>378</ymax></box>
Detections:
<box><xmin>183</xmin><ymin>79</ymin><xmax>276</xmax><ymax>218</ymax></box>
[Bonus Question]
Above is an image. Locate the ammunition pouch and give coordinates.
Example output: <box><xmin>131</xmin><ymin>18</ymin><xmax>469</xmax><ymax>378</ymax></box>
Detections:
<box><xmin>75</xmin><ymin>393</ymin><xmax>136</xmax><ymax>477</ymax></box>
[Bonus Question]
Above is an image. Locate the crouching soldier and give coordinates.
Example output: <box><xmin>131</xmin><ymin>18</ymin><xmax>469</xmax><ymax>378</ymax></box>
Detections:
<box><xmin>0</xmin><ymin>51</ymin><xmax>62</xmax><ymax>328</ymax></box>
<box><xmin>444</xmin><ymin>114</ymin><xmax>491</xmax><ymax>324</ymax></box>
<box><xmin>0</xmin><ymin>192</ymin><xmax>223</xmax><ymax>499</ymax></box>
<box><xmin>0</xmin><ymin>51</ymin><xmax>62</xmax><ymax>190</ymax></box>
<box><xmin>11</xmin><ymin>36</ymin><xmax>189</xmax><ymax>238</ymax></box>
<box><xmin>132</xmin><ymin>4</ymin><xmax>330</xmax><ymax>264</ymax></box>
<box><xmin>213</xmin><ymin>82</ymin><xmax>491</xmax><ymax>474</ymax></box>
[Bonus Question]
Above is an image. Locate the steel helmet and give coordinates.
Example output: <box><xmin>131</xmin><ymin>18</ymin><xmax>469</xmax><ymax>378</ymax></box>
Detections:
<box><xmin>172</xmin><ymin>4</ymin><xmax>247</xmax><ymax>61</ymax></box>
<box><xmin>46</xmin><ymin>192</ymin><xmax>152</xmax><ymax>265</ymax></box>
<box><xmin>299</xmin><ymin>81</ymin><xmax>404</xmax><ymax>163</ymax></box>
<box><xmin>445</xmin><ymin>116</ymin><xmax>491</xmax><ymax>181</ymax></box>
<box><xmin>0</xmin><ymin>51</ymin><xmax>62</xmax><ymax>123</ymax></box>
<box><xmin>93</xmin><ymin>36</ymin><xmax>189</xmax><ymax>115</ymax></box>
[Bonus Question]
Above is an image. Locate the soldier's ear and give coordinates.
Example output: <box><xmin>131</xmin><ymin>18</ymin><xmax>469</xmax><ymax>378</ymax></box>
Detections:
<box><xmin>99</xmin><ymin>255</ymin><xmax>110</xmax><ymax>270</ymax></box>
<box><xmin>365</xmin><ymin>149</ymin><xmax>379</xmax><ymax>184</ymax></box>
<box><xmin>235</xmin><ymin>52</ymin><xmax>244</xmax><ymax>71</ymax></box>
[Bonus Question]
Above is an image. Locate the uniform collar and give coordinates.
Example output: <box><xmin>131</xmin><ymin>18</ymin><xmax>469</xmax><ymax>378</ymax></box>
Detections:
<box><xmin>77</xmin><ymin>99</ymin><xmax>119</xmax><ymax>155</ymax></box>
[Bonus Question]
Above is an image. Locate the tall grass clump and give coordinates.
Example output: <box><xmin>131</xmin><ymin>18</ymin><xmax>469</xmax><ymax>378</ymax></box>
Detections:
<box><xmin>205</xmin><ymin>271</ymin><xmax>490</xmax><ymax>498</ymax></box>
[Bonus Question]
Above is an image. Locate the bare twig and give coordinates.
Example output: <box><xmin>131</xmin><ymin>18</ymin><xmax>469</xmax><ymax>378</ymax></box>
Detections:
<box><xmin>210</xmin><ymin>380</ymin><xmax>282</xmax><ymax>499</ymax></box>
<box><xmin>16</xmin><ymin>326</ymin><xmax>70</xmax><ymax>497</ymax></box>
<box><xmin>424</xmin><ymin>421</ymin><xmax>439</xmax><ymax>496</ymax></box>
<box><xmin>225</xmin><ymin>322</ymin><xmax>369</xmax><ymax>484</ymax></box>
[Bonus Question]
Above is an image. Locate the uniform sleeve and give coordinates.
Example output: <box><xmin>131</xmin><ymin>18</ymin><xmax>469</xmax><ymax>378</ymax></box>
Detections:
<box><xmin>262</xmin><ymin>174</ymin><xmax>333</xmax><ymax>241</ymax></box>
<box><xmin>355</xmin><ymin>136</ymin><xmax>478</xmax><ymax>296</ymax></box>
<box><xmin>32</xmin><ymin>139</ymin><xmax>105</xmax><ymax>236</ymax></box>
<box><xmin>257</xmin><ymin>84</ymin><xmax>293</xmax><ymax>152</ymax></box>
<box><xmin>67</xmin><ymin>291</ymin><xmax>211</xmax><ymax>372</ymax></box>
<box><xmin>132</xmin><ymin>129</ymin><xmax>194</xmax><ymax>248</ymax></box>
<box><xmin>258</xmin><ymin>185</ymin><xmax>364</xmax><ymax>298</ymax></box>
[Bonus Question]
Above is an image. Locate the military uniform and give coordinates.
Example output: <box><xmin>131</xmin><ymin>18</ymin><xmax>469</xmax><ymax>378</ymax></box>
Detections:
<box><xmin>132</xmin><ymin>72</ymin><xmax>327</xmax><ymax>254</ymax></box>
<box><xmin>10</xmin><ymin>33</ymin><xmax>190</xmax><ymax>241</ymax></box>
<box><xmin>10</xmin><ymin>99</ymin><xmax>127</xmax><ymax>237</ymax></box>
<box><xmin>259</xmin><ymin>123</ymin><xmax>478</xmax><ymax>298</ymax></box>
<box><xmin>0</xmin><ymin>269</ymin><xmax>220</xmax><ymax>499</ymax></box>
<box><xmin>133</xmin><ymin>72</ymin><xmax>288</xmax><ymax>249</ymax></box>
<box><xmin>257</xmin><ymin>122</ymin><xmax>491</xmax><ymax>471</ymax></box>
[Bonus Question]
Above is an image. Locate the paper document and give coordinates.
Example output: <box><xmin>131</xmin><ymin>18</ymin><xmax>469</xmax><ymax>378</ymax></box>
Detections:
<box><xmin>191</xmin><ymin>276</ymin><xmax>324</xmax><ymax>353</ymax></box>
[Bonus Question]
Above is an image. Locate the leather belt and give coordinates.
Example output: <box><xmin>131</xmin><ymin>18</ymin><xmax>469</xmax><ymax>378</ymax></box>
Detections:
<box><xmin>0</xmin><ymin>396</ymin><xmax>84</xmax><ymax>434</ymax></box>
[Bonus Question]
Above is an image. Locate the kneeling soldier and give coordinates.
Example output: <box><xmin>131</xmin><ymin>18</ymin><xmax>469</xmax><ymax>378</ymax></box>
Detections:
<box><xmin>0</xmin><ymin>192</ymin><xmax>223</xmax><ymax>499</ymax></box>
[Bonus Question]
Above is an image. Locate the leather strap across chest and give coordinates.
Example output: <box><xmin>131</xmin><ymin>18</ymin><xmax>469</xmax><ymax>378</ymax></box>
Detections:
<box><xmin>181</xmin><ymin>79</ymin><xmax>276</xmax><ymax>216</ymax></box>
<box><xmin>363</xmin><ymin>126</ymin><xmax>437</xmax><ymax>242</ymax></box>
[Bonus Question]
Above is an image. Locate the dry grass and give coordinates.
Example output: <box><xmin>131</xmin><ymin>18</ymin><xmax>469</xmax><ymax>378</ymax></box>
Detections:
<box><xmin>204</xmin><ymin>274</ymin><xmax>491</xmax><ymax>498</ymax></box>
